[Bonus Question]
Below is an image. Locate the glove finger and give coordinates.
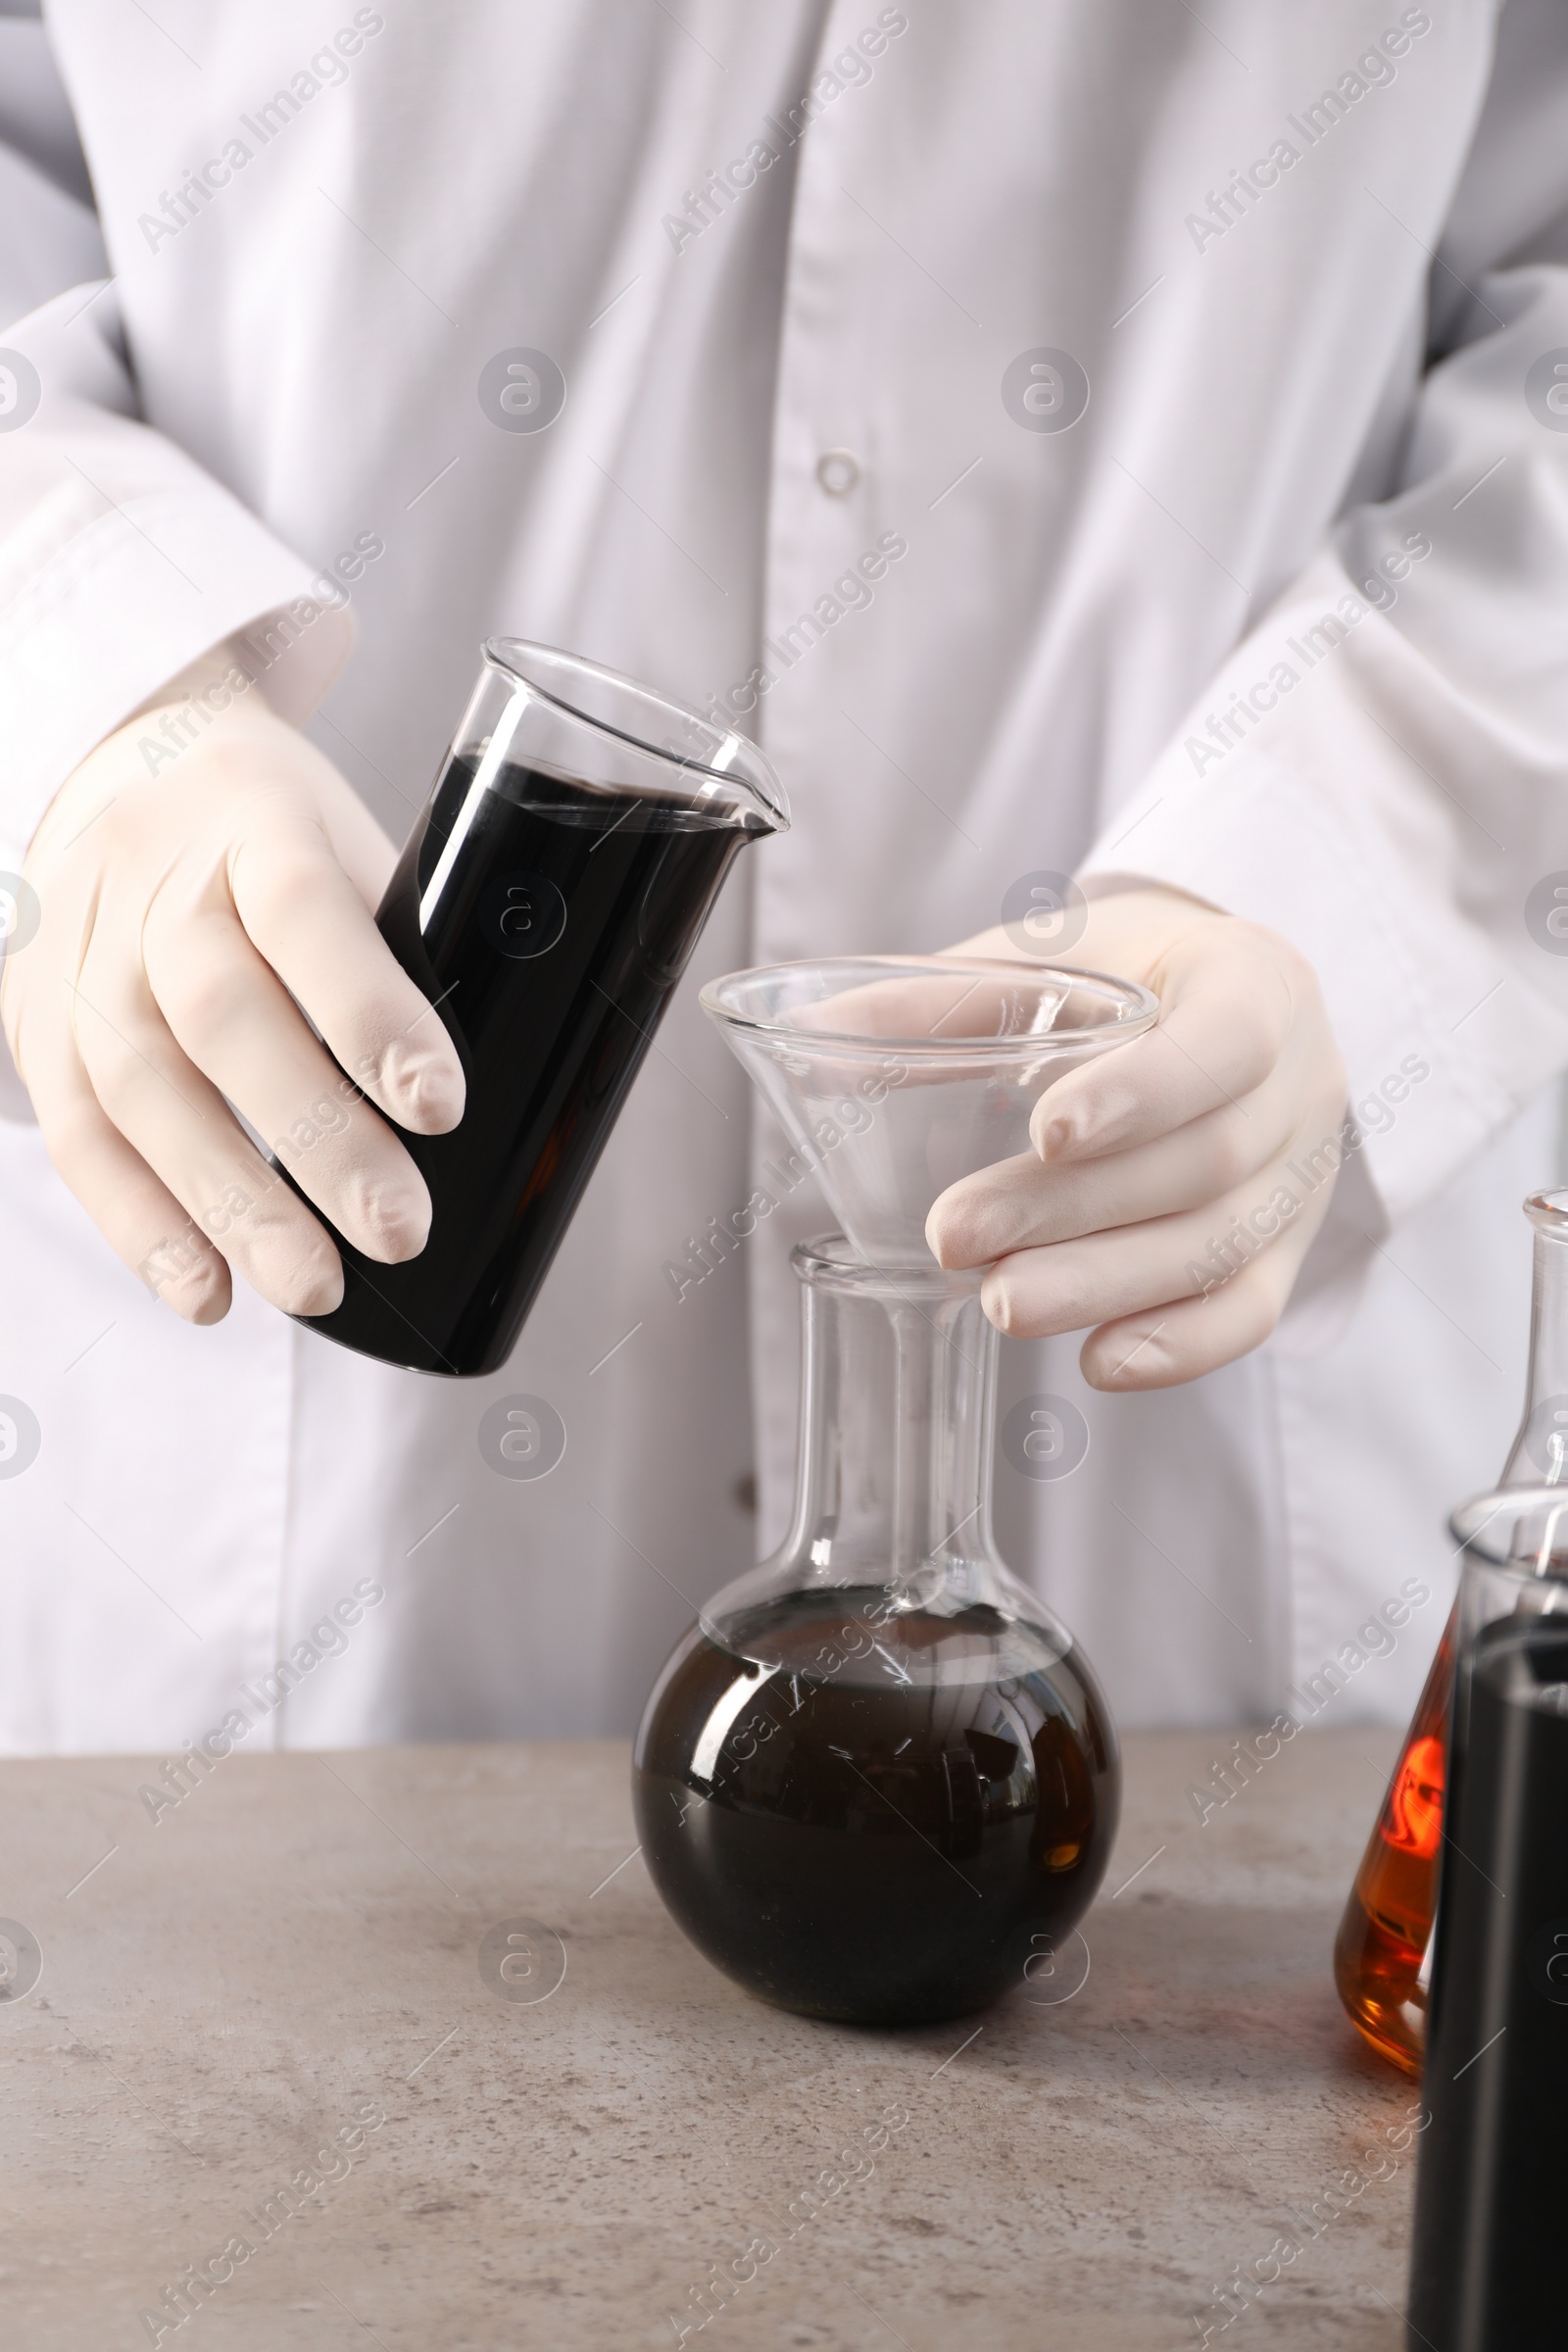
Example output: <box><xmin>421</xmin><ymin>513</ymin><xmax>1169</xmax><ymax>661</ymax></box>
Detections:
<box><xmin>1078</xmin><ymin>1234</ymin><xmax>1313</xmax><ymax>1390</ymax></box>
<box><xmin>226</xmin><ymin>816</ymin><xmax>465</xmax><ymax>1136</ymax></box>
<box><xmin>17</xmin><ymin>1008</ymin><xmax>231</xmax><ymax>1323</ymax></box>
<box><xmin>1028</xmin><ymin>942</ymin><xmax>1296</xmax><ymax>1163</ymax></box>
<box><xmin>980</xmin><ymin>1144</ymin><xmax>1334</xmax><ymax>1342</ymax></box>
<box><xmin>929</xmin><ymin>1070</ymin><xmax>1298</xmax><ymax>1267</ymax></box>
<box><xmin>69</xmin><ymin>950</ymin><xmax>345</xmax><ymax>1318</ymax></box>
<box><xmin>143</xmin><ymin>886</ymin><xmax>432</xmax><ymax>1263</ymax></box>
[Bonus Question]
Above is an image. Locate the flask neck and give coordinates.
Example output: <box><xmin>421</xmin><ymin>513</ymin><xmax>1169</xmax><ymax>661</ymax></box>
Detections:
<box><xmin>779</xmin><ymin>1241</ymin><xmax>1000</xmax><ymax>1600</ymax></box>
<box><xmin>1501</xmin><ymin>1196</ymin><xmax>1568</xmax><ymax>1485</ymax></box>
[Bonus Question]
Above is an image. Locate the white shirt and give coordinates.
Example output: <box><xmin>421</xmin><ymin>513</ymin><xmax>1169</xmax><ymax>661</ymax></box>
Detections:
<box><xmin>0</xmin><ymin>0</ymin><xmax>1564</xmax><ymax>1753</ymax></box>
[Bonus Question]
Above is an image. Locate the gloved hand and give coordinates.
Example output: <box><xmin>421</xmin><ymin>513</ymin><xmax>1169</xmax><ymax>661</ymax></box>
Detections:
<box><xmin>927</xmin><ymin>887</ymin><xmax>1348</xmax><ymax>1389</ymax></box>
<box><xmin>0</xmin><ymin>655</ymin><xmax>465</xmax><ymax>1324</ymax></box>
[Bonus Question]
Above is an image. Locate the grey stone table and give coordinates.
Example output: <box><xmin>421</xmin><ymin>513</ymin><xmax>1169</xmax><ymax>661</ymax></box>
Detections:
<box><xmin>0</xmin><ymin>1726</ymin><xmax>1421</xmax><ymax>2350</ymax></box>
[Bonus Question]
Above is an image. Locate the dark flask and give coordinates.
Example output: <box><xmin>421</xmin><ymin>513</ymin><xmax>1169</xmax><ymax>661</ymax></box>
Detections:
<box><xmin>1405</xmin><ymin>1483</ymin><xmax>1568</xmax><ymax>2349</ymax></box>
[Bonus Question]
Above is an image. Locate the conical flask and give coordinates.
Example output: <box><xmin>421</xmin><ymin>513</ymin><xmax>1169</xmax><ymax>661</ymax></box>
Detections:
<box><xmin>632</xmin><ymin>956</ymin><xmax>1158</xmax><ymax>2026</ymax></box>
<box><xmin>1333</xmin><ymin>1189</ymin><xmax>1568</xmax><ymax>2074</ymax></box>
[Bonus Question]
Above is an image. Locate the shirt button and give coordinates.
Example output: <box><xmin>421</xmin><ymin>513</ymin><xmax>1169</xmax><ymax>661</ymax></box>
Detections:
<box><xmin>815</xmin><ymin>449</ymin><xmax>860</xmax><ymax>497</ymax></box>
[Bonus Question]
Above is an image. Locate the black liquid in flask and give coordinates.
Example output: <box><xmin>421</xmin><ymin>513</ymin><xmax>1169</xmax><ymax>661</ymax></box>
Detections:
<box><xmin>634</xmin><ymin>1239</ymin><xmax>1121</xmax><ymax>2027</ymax></box>
<box><xmin>1406</xmin><ymin>1488</ymin><xmax>1568</xmax><ymax>2352</ymax></box>
<box><xmin>291</xmin><ymin>641</ymin><xmax>785</xmax><ymax>1375</ymax></box>
<box><xmin>635</xmin><ymin>1588</ymin><xmax>1117</xmax><ymax>2026</ymax></box>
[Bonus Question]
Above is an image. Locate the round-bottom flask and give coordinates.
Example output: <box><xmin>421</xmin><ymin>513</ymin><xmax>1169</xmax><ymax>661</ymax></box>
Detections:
<box><xmin>634</xmin><ymin>1237</ymin><xmax>1119</xmax><ymax>2026</ymax></box>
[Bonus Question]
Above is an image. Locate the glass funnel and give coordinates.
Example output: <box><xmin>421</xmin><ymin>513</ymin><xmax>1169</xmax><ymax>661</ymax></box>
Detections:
<box><xmin>699</xmin><ymin>956</ymin><xmax>1158</xmax><ymax>1267</ymax></box>
<box><xmin>633</xmin><ymin>956</ymin><xmax>1155</xmax><ymax>2026</ymax></box>
<box><xmin>1334</xmin><ymin>1189</ymin><xmax>1568</xmax><ymax>2075</ymax></box>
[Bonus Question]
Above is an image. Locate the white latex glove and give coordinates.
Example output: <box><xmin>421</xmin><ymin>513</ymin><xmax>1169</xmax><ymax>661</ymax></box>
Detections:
<box><xmin>926</xmin><ymin>887</ymin><xmax>1348</xmax><ymax>1390</ymax></box>
<box><xmin>0</xmin><ymin>656</ymin><xmax>465</xmax><ymax>1324</ymax></box>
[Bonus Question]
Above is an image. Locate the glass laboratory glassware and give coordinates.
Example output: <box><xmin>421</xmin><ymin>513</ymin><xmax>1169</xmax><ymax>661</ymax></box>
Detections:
<box><xmin>633</xmin><ymin>955</ymin><xmax>1159</xmax><ymax>2026</ymax></box>
<box><xmin>291</xmin><ymin>640</ymin><xmax>787</xmax><ymax>1376</ymax></box>
<box><xmin>1405</xmin><ymin>1484</ymin><xmax>1568</xmax><ymax>2351</ymax></box>
<box><xmin>1333</xmin><ymin>1189</ymin><xmax>1568</xmax><ymax>2075</ymax></box>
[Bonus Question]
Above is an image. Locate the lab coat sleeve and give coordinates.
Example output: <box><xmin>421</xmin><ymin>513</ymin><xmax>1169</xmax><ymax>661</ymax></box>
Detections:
<box><xmin>1077</xmin><ymin>14</ymin><xmax>1568</xmax><ymax>1238</ymax></box>
<box><xmin>0</xmin><ymin>276</ymin><xmax>352</xmax><ymax>867</ymax></box>
<box><xmin>0</xmin><ymin>7</ymin><xmax>107</xmax><ymax>338</ymax></box>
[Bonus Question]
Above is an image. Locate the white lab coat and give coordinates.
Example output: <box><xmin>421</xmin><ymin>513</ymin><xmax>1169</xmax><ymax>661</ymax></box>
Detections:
<box><xmin>0</xmin><ymin>0</ymin><xmax>1565</xmax><ymax>1755</ymax></box>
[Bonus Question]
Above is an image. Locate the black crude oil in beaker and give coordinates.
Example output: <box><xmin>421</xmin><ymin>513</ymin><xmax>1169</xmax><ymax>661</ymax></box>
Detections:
<box><xmin>292</xmin><ymin>641</ymin><xmax>785</xmax><ymax>1375</ymax></box>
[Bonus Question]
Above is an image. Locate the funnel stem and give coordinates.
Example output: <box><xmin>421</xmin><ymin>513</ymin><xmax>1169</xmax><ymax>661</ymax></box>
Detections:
<box><xmin>888</xmin><ymin>1301</ymin><xmax>933</xmax><ymax>1592</ymax></box>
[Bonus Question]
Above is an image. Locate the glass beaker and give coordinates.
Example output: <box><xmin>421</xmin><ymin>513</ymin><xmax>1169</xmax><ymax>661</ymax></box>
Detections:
<box><xmin>1405</xmin><ymin>1484</ymin><xmax>1568</xmax><ymax>2350</ymax></box>
<box><xmin>292</xmin><ymin>639</ymin><xmax>787</xmax><ymax>1375</ymax></box>
<box><xmin>633</xmin><ymin>956</ymin><xmax>1158</xmax><ymax>2026</ymax></box>
<box><xmin>1334</xmin><ymin>1190</ymin><xmax>1568</xmax><ymax>2074</ymax></box>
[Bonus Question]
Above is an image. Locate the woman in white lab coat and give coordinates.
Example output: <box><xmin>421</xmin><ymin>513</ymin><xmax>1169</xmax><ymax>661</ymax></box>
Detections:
<box><xmin>0</xmin><ymin>0</ymin><xmax>1564</xmax><ymax>1755</ymax></box>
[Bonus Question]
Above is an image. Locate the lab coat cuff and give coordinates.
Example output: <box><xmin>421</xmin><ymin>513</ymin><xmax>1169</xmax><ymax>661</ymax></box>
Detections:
<box><xmin>0</xmin><ymin>485</ymin><xmax>352</xmax><ymax>858</ymax></box>
<box><xmin>1076</xmin><ymin>555</ymin><xmax>1568</xmax><ymax>1231</ymax></box>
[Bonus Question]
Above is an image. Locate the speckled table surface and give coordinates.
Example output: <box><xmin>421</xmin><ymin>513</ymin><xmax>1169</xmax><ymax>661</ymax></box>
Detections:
<box><xmin>0</xmin><ymin>1725</ymin><xmax>1418</xmax><ymax>2350</ymax></box>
